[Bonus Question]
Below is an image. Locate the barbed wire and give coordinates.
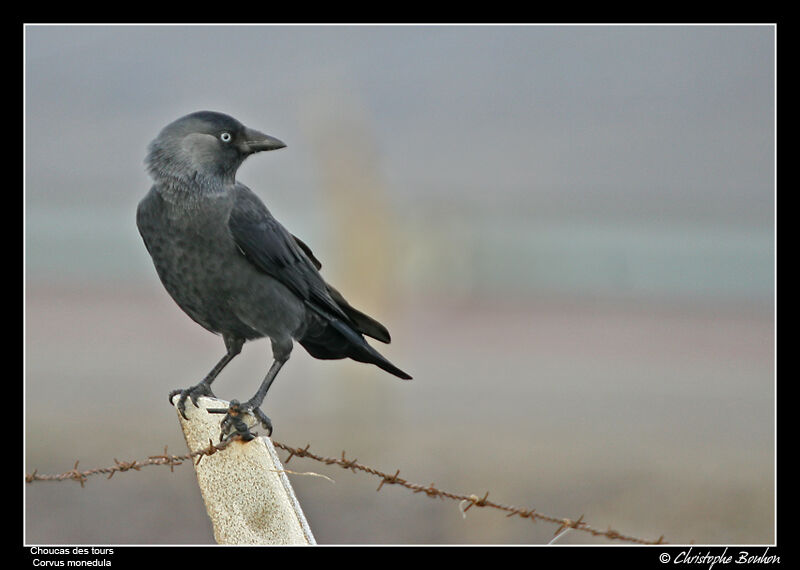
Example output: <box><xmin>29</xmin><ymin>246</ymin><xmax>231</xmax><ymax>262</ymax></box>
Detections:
<box><xmin>25</xmin><ymin>438</ymin><xmax>666</xmax><ymax>545</ymax></box>
<box><xmin>273</xmin><ymin>441</ymin><xmax>665</xmax><ymax>545</ymax></box>
<box><xmin>24</xmin><ymin>440</ymin><xmax>233</xmax><ymax>486</ymax></box>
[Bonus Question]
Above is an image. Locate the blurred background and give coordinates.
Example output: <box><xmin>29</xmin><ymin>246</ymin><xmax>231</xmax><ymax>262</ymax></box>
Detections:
<box><xmin>24</xmin><ymin>24</ymin><xmax>775</xmax><ymax>545</ymax></box>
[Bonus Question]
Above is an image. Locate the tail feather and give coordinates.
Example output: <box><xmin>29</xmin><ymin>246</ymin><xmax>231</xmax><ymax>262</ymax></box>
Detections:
<box><xmin>326</xmin><ymin>285</ymin><xmax>391</xmax><ymax>343</ymax></box>
<box><xmin>299</xmin><ymin>308</ymin><xmax>412</xmax><ymax>380</ymax></box>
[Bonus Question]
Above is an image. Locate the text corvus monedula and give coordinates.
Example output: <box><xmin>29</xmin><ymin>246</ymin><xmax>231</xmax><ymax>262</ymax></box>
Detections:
<box><xmin>137</xmin><ymin>111</ymin><xmax>411</xmax><ymax>437</ymax></box>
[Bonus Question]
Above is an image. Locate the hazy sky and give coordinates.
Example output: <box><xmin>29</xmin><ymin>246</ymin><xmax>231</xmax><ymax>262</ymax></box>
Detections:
<box><xmin>25</xmin><ymin>25</ymin><xmax>774</xmax><ymax>225</ymax></box>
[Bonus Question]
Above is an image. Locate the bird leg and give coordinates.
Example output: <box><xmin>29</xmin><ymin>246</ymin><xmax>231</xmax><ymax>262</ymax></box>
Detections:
<box><xmin>169</xmin><ymin>337</ymin><xmax>243</xmax><ymax>420</ymax></box>
<box><xmin>219</xmin><ymin>356</ymin><xmax>287</xmax><ymax>438</ymax></box>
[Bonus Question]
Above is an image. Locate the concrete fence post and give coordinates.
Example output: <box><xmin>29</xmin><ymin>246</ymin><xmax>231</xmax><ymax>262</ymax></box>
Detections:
<box><xmin>172</xmin><ymin>394</ymin><xmax>315</xmax><ymax>545</ymax></box>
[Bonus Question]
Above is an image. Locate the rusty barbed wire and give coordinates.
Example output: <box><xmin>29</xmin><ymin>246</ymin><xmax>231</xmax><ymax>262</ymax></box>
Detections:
<box><xmin>26</xmin><ymin>438</ymin><xmax>666</xmax><ymax>545</ymax></box>
<box><xmin>271</xmin><ymin>441</ymin><xmax>666</xmax><ymax>545</ymax></box>
<box><xmin>24</xmin><ymin>439</ymin><xmax>234</xmax><ymax>486</ymax></box>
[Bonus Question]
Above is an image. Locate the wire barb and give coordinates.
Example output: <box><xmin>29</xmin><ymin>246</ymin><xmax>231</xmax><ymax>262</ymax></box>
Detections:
<box><xmin>376</xmin><ymin>469</ymin><xmax>401</xmax><ymax>491</ymax></box>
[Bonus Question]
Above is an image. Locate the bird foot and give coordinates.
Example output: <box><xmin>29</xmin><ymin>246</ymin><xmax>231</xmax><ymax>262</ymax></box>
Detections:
<box><xmin>213</xmin><ymin>399</ymin><xmax>273</xmax><ymax>442</ymax></box>
<box><xmin>169</xmin><ymin>382</ymin><xmax>216</xmax><ymax>420</ymax></box>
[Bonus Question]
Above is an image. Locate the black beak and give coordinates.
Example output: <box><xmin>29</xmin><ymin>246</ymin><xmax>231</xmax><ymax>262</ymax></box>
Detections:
<box><xmin>243</xmin><ymin>127</ymin><xmax>286</xmax><ymax>153</ymax></box>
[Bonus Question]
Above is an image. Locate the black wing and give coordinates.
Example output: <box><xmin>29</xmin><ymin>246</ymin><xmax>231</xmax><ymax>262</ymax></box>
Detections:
<box><xmin>229</xmin><ymin>184</ymin><xmax>392</xmax><ymax>343</ymax></box>
<box><xmin>291</xmin><ymin>234</ymin><xmax>391</xmax><ymax>342</ymax></box>
<box><xmin>228</xmin><ymin>184</ymin><xmax>348</xmax><ymax>321</ymax></box>
<box><xmin>291</xmin><ymin>233</ymin><xmax>322</xmax><ymax>271</ymax></box>
<box><xmin>228</xmin><ymin>184</ymin><xmax>410</xmax><ymax>380</ymax></box>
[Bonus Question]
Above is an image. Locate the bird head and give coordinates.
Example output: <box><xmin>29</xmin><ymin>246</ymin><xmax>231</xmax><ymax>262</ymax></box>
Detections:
<box><xmin>145</xmin><ymin>110</ymin><xmax>286</xmax><ymax>189</ymax></box>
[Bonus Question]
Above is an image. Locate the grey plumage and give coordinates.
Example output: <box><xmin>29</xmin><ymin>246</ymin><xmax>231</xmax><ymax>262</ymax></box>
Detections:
<box><xmin>137</xmin><ymin>110</ymin><xmax>411</xmax><ymax>436</ymax></box>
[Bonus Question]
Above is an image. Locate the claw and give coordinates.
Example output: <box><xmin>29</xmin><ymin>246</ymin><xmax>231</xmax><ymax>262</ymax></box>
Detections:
<box><xmin>168</xmin><ymin>388</ymin><xmax>190</xmax><ymax>420</ymax></box>
<box><xmin>169</xmin><ymin>388</ymin><xmax>184</xmax><ymax>405</ymax></box>
<box><xmin>169</xmin><ymin>382</ymin><xmax>215</xmax><ymax>420</ymax></box>
<box><xmin>250</xmin><ymin>407</ymin><xmax>273</xmax><ymax>436</ymax></box>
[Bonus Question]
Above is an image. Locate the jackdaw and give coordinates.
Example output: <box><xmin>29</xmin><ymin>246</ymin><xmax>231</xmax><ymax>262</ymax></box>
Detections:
<box><xmin>137</xmin><ymin>110</ymin><xmax>411</xmax><ymax>437</ymax></box>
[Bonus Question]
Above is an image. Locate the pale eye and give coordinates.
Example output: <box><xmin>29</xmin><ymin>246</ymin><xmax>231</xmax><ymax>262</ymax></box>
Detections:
<box><xmin>220</xmin><ymin>132</ymin><xmax>232</xmax><ymax>143</ymax></box>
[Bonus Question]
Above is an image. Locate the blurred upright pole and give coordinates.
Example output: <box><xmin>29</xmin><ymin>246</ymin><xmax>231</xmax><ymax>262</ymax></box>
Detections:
<box><xmin>300</xmin><ymin>87</ymin><xmax>400</xmax><ymax>436</ymax></box>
